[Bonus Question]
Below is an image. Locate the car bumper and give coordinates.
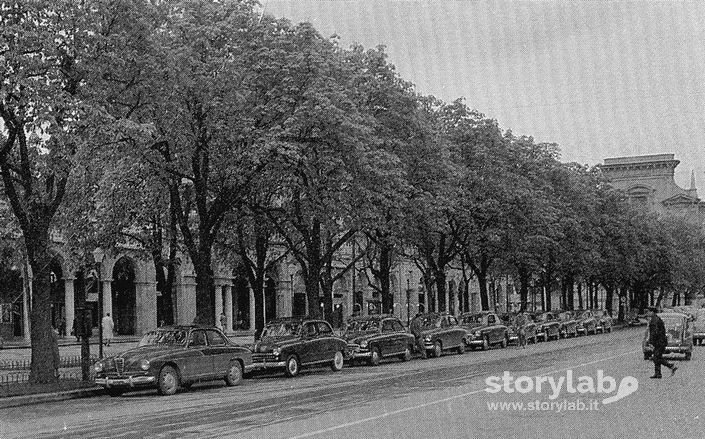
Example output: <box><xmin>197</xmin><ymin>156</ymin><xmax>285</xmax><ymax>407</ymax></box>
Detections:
<box><xmin>508</xmin><ymin>335</ymin><xmax>518</xmax><ymax>343</ymax></box>
<box><xmin>348</xmin><ymin>350</ymin><xmax>372</xmax><ymax>360</ymax></box>
<box><xmin>693</xmin><ymin>333</ymin><xmax>705</xmax><ymax>340</ymax></box>
<box><xmin>576</xmin><ymin>328</ymin><xmax>586</xmax><ymax>334</ymax></box>
<box><xmin>96</xmin><ymin>375</ymin><xmax>156</xmax><ymax>388</ymax></box>
<box><xmin>464</xmin><ymin>338</ymin><xmax>485</xmax><ymax>347</ymax></box>
<box><xmin>644</xmin><ymin>346</ymin><xmax>692</xmax><ymax>354</ymax></box>
<box><xmin>249</xmin><ymin>360</ymin><xmax>287</xmax><ymax>370</ymax></box>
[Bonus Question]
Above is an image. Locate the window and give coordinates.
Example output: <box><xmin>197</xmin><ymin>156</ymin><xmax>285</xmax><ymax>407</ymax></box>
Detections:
<box><xmin>317</xmin><ymin>321</ymin><xmax>333</xmax><ymax>335</ymax></box>
<box><xmin>189</xmin><ymin>330</ymin><xmax>206</xmax><ymax>347</ymax></box>
<box><xmin>303</xmin><ymin>323</ymin><xmax>318</xmax><ymax>337</ymax></box>
<box><xmin>382</xmin><ymin>320</ymin><xmax>395</xmax><ymax>332</ymax></box>
<box><xmin>206</xmin><ymin>330</ymin><xmax>226</xmax><ymax>346</ymax></box>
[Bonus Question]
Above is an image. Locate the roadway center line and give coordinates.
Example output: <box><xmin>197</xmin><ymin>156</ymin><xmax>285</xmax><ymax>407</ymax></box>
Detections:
<box><xmin>289</xmin><ymin>348</ymin><xmax>639</xmax><ymax>439</ymax></box>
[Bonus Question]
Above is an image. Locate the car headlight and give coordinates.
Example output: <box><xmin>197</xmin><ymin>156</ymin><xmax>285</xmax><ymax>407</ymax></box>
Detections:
<box><xmin>93</xmin><ymin>361</ymin><xmax>104</xmax><ymax>373</ymax></box>
<box><xmin>272</xmin><ymin>347</ymin><xmax>281</xmax><ymax>356</ymax></box>
<box><xmin>424</xmin><ymin>335</ymin><xmax>432</xmax><ymax>342</ymax></box>
<box><xmin>139</xmin><ymin>359</ymin><xmax>150</xmax><ymax>371</ymax></box>
<box><xmin>359</xmin><ymin>340</ymin><xmax>368</xmax><ymax>349</ymax></box>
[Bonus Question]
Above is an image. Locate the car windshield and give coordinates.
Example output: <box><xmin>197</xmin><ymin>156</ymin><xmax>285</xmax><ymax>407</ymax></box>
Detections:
<box><xmin>559</xmin><ymin>312</ymin><xmax>572</xmax><ymax>321</ymax></box>
<box><xmin>419</xmin><ymin>316</ymin><xmax>443</xmax><ymax>329</ymax></box>
<box><xmin>536</xmin><ymin>314</ymin><xmax>551</xmax><ymax>322</ymax></box>
<box><xmin>514</xmin><ymin>314</ymin><xmax>531</xmax><ymax>326</ymax></box>
<box><xmin>661</xmin><ymin>316</ymin><xmax>685</xmax><ymax>329</ymax></box>
<box><xmin>461</xmin><ymin>314</ymin><xmax>483</xmax><ymax>325</ymax></box>
<box><xmin>346</xmin><ymin>320</ymin><xmax>380</xmax><ymax>333</ymax></box>
<box><xmin>138</xmin><ymin>330</ymin><xmax>187</xmax><ymax>347</ymax></box>
<box><xmin>262</xmin><ymin>322</ymin><xmax>301</xmax><ymax>337</ymax></box>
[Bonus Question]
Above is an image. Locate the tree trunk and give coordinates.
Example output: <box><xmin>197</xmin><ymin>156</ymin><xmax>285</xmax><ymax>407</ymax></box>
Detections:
<box><xmin>434</xmin><ymin>270</ymin><xmax>447</xmax><ymax>313</ymax></box>
<box><xmin>193</xmin><ymin>248</ymin><xmax>214</xmax><ymax>325</ymax></box>
<box><xmin>27</xmin><ymin>229</ymin><xmax>59</xmax><ymax>384</ymax></box>
<box><xmin>517</xmin><ymin>265</ymin><xmax>530</xmax><ymax>311</ymax></box>
<box><xmin>379</xmin><ymin>245</ymin><xmax>393</xmax><ymax>314</ymax></box>
<box><xmin>477</xmin><ymin>272</ymin><xmax>489</xmax><ymax>311</ymax></box>
<box><xmin>604</xmin><ymin>284</ymin><xmax>613</xmax><ymax>316</ymax></box>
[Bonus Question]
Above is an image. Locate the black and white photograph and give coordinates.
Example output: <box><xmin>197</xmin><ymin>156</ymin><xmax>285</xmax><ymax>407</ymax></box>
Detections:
<box><xmin>1</xmin><ymin>1</ymin><xmax>705</xmax><ymax>438</ymax></box>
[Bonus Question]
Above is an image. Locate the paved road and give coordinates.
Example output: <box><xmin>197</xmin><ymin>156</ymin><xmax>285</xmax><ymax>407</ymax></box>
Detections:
<box><xmin>1</xmin><ymin>326</ymin><xmax>701</xmax><ymax>439</ymax></box>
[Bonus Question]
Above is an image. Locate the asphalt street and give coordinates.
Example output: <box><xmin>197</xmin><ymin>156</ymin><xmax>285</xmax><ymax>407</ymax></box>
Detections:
<box><xmin>1</xmin><ymin>326</ymin><xmax>701</xmax><ymax>439</ymax></box>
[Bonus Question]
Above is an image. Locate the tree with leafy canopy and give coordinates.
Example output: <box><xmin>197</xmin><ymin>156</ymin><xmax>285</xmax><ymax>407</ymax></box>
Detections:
<box><xmin>0</xmin><ymin>0</ymin><xmax>151</xmax><ymax>383</ymax></box>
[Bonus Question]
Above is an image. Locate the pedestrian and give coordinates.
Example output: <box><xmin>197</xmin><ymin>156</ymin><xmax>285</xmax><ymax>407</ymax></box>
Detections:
<box><xmin>220</xmin><ymin>312</ymin><xmax>227</xmax><ymax>332</ymax></box>
<box><xmin>58</xmin><ymin>317</ymin><xmax>66</xmax><ymax>338</ymax></box>
<box><xmin>646</xmin><ymin>306</ymin><xmax>677</xmax><ymax>378</ymax></box>
<box><xmin>72</xmin><ymin>317</ymin><xmax>80</xmax><ymax>342</ymax></box>
<box><xmin>51</xmin><ymin>327</ymin><xmax>60</xmax><ymax>378</ymax></box>
<box><xmin>101</xmin><ymin>313</ymin><xmax>115</xmax><ymax>347</ymax></box>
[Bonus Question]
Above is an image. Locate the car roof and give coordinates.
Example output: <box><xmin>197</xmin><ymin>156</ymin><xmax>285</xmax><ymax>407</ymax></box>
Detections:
<box><xmin>154</xmin><ymin>325</ymin><xmax>218</xmax><ymax>331</ymax></box>
<box><xmin>347</xmin><ymin>314</ymin><xmax>397</xmax><ymax>322</ymax></box>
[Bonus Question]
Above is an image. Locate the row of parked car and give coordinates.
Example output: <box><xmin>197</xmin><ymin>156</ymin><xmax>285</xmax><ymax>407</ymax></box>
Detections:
<box><xmin>92</xmin><ymin>308</ymin><xmax>616</xmax><ymax>397</ymax></box>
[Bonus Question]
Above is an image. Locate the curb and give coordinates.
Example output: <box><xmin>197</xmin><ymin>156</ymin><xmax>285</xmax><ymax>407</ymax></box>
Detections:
<box><xmin>0</xmin><ymin>386</ymin><xmax>104</xmax><ymax>409</ymax></box>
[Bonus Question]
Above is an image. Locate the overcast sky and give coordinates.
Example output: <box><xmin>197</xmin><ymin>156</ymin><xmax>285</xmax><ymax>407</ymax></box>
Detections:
<box><xmin>265</xmin><ymin>0</ymin><xmax>705</xmax><ymax>188</ymax></box>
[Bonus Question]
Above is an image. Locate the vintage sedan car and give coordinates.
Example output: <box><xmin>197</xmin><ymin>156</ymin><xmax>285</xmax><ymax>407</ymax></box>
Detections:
<box><xmin>594</xmin><ymin>310</ymin><xmax>613</xmax><ymax>333</ymax></box>
<box><xmin>643</xmin><ymin>312</ymin><xmax>693</xmax><ymax>360</ymax></box>
<box><xmin>557</xmin><ymin>311</ymin><xmax>579</xmax><ymax>338</ymax></box>
<box><xmin>691</xmin><ymin>308</ymin><xmax>705</xmax><ymax>345</ymax></box>
<box><xmin>459</xmin><ymin>312</ymin><xmax>509</xmax><ymax>350</ymax></box>
<box><xmin>626</xmin><ymin>309</ymin><xmax>647</xmax><ymax>327</ymax></box>
<box><xmin>410</xmin><ymin>313</ymin><xmax>466</xmax><ymax>358</ymax></box>
<box><xmin>93</xmin><ymin>325</ymin><xmax>252</xmax><ymax>396</ymax></box>
<box><xmin>250</xmin><ymin>318</ymin><xmax>348</xmax><ymax>377</ymax></box>
<box><xmin>343</xmin><ymin>315</ymin><xmax>416</xmax><ymax>365</ymax></box>
<box><xmin>534</xmin><ymin>312</ymin><xmax>561</xmax><ymax>342</ymax></box>
<box><xmin>576</xmin><ymin>310</ymin><xmax>599</xmax><ymax>335</ymax></box>
<box><xmin>505</xmin><ymin>313</ymin><xmax>537</xmax><ymax>345</ymax></box>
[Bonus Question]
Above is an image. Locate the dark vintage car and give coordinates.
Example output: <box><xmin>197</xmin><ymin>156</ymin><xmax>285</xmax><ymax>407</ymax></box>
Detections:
<box><xmin>409</xmin><ymin>313</ymin><xmax>466</xmax><ymax>358</ymax></box>
<box><xmin>594</xmin><ymin>310</ymin><xmax>613</xmax><ymax>333</ymax></box>
<box><xmin>557</xmin><ymin>311</ymin><xmax>579</xmax><ymax>338</ymax></box>
<box><xmin>505</xmin><ymin>313</ymin><xmax>537</xmax><ymax>345</ymax></box>
<box><xmin>250</xmin><ymin>318</ymin><xmax>348</xmax><ymax>377</ymax></box>
<box><xmin>459</xmin><ymin>312</ymin><xmax>509</xmax><ymax>350</ymax></box>
<box><xmin>344</xmin><ymin>315</ymin><xmax>416</xmax><ymax>365</ymax></box>
<box><xmin>534</xmin><ymin>312</ymin><xmax>561</xmax><ymax>342</ymax></box>
<box><xmin>643</xmin><ymin>312</ymin><xmax>693</xmax><ymax>360</ymax></box>
<box><xmin>626</xmin><ymin>309</ymin><xmax>647</xmax><ymax>327</ymax></box>
<box><xmin>692</xmin><ymin>308</ymin><xmax>705</xmax><ymax>345</ymax></box>
<box><xmin>93</xmin><ymin>325</ymin><xmax>252</xmax><ymax>396</ymax></box>
<box><xmin>576</xmin><ymin>310</ymin><xmax>599</xmax><ymax>335</ymax></box>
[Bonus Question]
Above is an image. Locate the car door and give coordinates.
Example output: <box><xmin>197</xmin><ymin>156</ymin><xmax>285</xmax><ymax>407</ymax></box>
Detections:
<box><xmin>316</xmin><ymin>321</ymin><xmax>336</xmax><ymax>362</ymax></box>
<box><xmin>381</xmin><ymin>319</ymin><xmax>396</xmax><ymax>355</ymax></box>
<box><xmin>391</xmin><ymin>319</ymin><xmax>407</xmax><ymax>353</ymax></box>
<box><xmin>487</xmin><ymin>314</ymin><xmax>499</xmax><ymax>343</ymax></box>
<box><xmin>299</xmin><ymin>322</ymin><xmax>318</xmax><ymax>364</ymax></box>
<box><xmin>447</xmin><ymin>315</ymin><xmax>462</xmax><ymax>348</ymax></box>
<box><xmin>204</xmin><ymin>329</ymin><xmax>230</xmax><ymax>377</ymax></box>
<box><xmin>186</xmin><ymin>329</ymin><xmax>211</xmax><ymax>379</ymax></box>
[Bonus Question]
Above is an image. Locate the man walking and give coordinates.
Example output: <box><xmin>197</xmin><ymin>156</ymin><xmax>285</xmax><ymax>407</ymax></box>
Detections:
<box><xmin>102</xmin><ymin>313</ymin><xmax>115</xmax><ymax>347</ymax></box>
<box><xmin>647</xmin><ymin>306</ymin><xmax>677</xmax><ymax>378</ymax></box>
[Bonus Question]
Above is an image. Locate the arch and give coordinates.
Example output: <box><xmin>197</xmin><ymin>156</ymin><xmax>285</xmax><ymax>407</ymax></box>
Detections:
<box><xmin>112</xmin><ymin>256</ymin><xmax>137</xmax><ymax>335</ymax></box>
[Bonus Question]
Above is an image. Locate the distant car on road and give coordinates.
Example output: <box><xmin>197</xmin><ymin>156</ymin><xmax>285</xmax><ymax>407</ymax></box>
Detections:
<box><xmin>534</xmin><ymin>312</ymin><xmax>561</xmax><ymax>342</ymax></box>
<box><xmin>410</xmin><ymin>313</ymin><xmax>466</xmax><ymax>358</ymax></box>
<box><xmin>343</xmin><ymin>315</ymin><xmax>415</xmax><ymax>365</ymax></box>
<box><xmin>576</xmin><ymin>310</ymin><xmax>599</xmax><ymax>336</ymax></box>
<box><xmin>505</xmin><ymin>313</ymin><xmax>537</xmax><ymax>345</ymax></box>
<box><xmin>459</xmin><ymin>312</ymin><xmax>509</xmax><ymax>350</ymax></box>
<box><xmin>94</xmin><ymin>325</ymin><xmax>252</xmax><ymax>396</ymax></box>
<box><xmin>250</xmin><ymin>318</ymin><xmax>348</xmax><ymax>377</ymax></box>
<box><xmin>643</xmin><ymin>312</ymin><xmax>693</xmax><ymax>360</ymax></box>
<box><xmin>593</xmin><ymin>310</ymin><xmax>613</xmax><ymax>333</ymax></box>
<box><xmin>557</xmin><ymin>311</ymin><xmax>579</xmax><ymax>338</ymax></box>
<box><xmin>691</xmin><ymin>309</ymin><xmax>705</xmax><ymax>346</ymax></box>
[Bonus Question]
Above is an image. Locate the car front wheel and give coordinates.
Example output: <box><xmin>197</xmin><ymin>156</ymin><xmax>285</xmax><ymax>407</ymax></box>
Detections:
<box><xmin>106</xmin><ymin>388</ymin><xmax>124</xmax><ymax>397</ymax></box>
<box><xmin>433</xmin><ymin>341</ymin><xmax>443</xmax><ymax>358</ymax></box>
<box><xmin>369</xmin><ymin>347</ymin><xmax>381</xmax><ymax>366</ymax></box>
<box><xmin>158</xmin><ymin>365</ymin><xmax>179</xmax><ymax>396</ymax></box>
<box><xmin>285</xmin><ymin>355</ymin><xmax>300</xmax><ymax>378</ymax></box>
<box><xmin>400</xmin><ymin>345</ymin><xmax>412</xmax><ymax>362</ymax></box>
<box><xmin>225</xmin><ymin>361</ymin><xmax>243</xmax><ymax>386</ymax></box>
<box><xmin>331</xmin><ymin>351</ymin><xmax>344</xmax><ymax>372</ymax></box>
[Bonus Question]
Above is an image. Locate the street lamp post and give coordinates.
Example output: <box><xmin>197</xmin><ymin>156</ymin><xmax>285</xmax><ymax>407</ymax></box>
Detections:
<box><xmin>93</xmin><ymin>248</ymin><xmax>105</xmax><ymax>359</ymax></box>
<box><xmin>406</xmin><ymin>272</ymin><xmax>412</xmax><ymax>326</ymax></box>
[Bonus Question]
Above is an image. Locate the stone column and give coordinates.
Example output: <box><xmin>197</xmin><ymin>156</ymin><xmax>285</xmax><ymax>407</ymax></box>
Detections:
<box><xmin>64</xmin><ymin>277</ymin><xmax>75</xmax><ymax>337</ymax></box>
<box><xmin>135</xmin><ymin>281</ymin><xmax>157</xmax><ymax>335</ymax></box>
<box><xmin>102</xmin><ymin>279</ymin><xmax>113</xmax><ymax>318</ymax></box>
<box><xmin>224</xmin><ymin>284</ymin><xmax>233</xmax><ymax>334</ymax></box>
<box><xmin>214</xmin><ymin>283</ymin><xmax>224</xmax><ymax>328</ymax></box>
<box><xmin>249</xmin><ymin>287</ymin><xmax>255</xmax><ymax>332</ymax></box>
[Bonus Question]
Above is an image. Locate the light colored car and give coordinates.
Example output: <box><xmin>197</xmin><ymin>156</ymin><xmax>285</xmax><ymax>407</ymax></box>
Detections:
<box><xmin>692</xmin><ymin>309</ymin><xmax>705</xmax><ymax>346</ymax></box>
<box><xmin>576</xmin><ymin>310</ymin><xmax>598</xmax><ymax>335</ymax></box>
<box><xmin>593</xmin><ymin>310</ymin><xmax>613</xmax><ymax>333</ymax></box>
<box><xmin>643</xmin><ymin>312</ymin><xmax>693</xmax><ymax>361</ymax></box>
<box><xmin>460</xmin><ymin>312</ymin><xmax>509</xmax><ymax>350</ymax></box>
